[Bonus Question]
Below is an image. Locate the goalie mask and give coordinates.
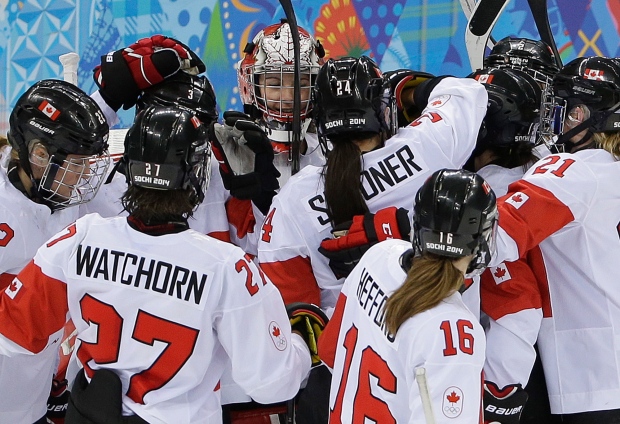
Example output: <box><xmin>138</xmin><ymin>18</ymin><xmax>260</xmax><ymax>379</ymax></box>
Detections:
<box><xmin>470</xmin><ymin>67</ymin><xmax>542</xmax><ymax>150</ymax></box>
<box><xmin>8</xmin><ymin>79</ymin><xmax>110</xmax><ymax>210</ymax></box>
<box><xmin>237</xmin><ymin>21</ymin><xmax>324</xmax><ymax>143</ymax></box>
<box><xmin>484</xmin><ymin>37</ymin><xmax>559</xmax><ymax>89</ymax></box>
<box><xmin>413</xmin><ymin>169</ymin><xmax>497</xmax><ymax>278</ymax></box>
<box><xmin>137</xmin><ymin>71</ymin><xmax>218</xmax><ymax>127</ymax></box>
<box><xmin>539</xmin><ymin>56</ymin><xmax>620</xmax><ymax>152</ymax></box>
<box><xmin>313</xmin><ymin>56</ymin><xmax>395</xmax><ymax>154</ymax></box>
<box><xmin>124</xmin><ymin>105</ymin><xmax>211</xmax><ymax>207</ymax></box>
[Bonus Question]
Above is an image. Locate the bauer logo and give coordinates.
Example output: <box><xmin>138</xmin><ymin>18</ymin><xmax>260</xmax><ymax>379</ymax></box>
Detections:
<box><xmin>442</xmin><ymin>386</ymin><xmax>463</xmax><ymax>418</ymax></box>
<box><xmin>269</xmin><ymin>321</ymin><xmax>287</xmax><ymax>351</ymax></box>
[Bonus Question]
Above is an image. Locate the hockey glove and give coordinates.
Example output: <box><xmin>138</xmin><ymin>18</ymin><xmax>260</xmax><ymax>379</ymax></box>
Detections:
<box><xmin>318</xmin><ymin>207</ymin><xmax>411</xmax><ymax>279</ymax></box>
<box><xmin>46</xmin><ymin>378</ymin><xmax>69</xmax><ymax>424</ymax></box>
<box><xmin>210</xmin><ymin>111</ymin><xmax>280</xmax><ymax>214</ymax></box>
<box><xmin>384</xmin><ymin>69</ymin><xmax>435</xmax><ymax>124</ymax></box>
<box><xmin>287</xmin><ymin>302</ymin><xmax>329</xmax><ymax>367</ymax></box>
<box><xmin>93</xmin><ymin>35</ymin><xmax>205</xmax><ymax>111</ymax></box>
<box><xmin>483</xmin><ymin>381</ymin><xmax>528</xmax><ymax>424</ymax></box>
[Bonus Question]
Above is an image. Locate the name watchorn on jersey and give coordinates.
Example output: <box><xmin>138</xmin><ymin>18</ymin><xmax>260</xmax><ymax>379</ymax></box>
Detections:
<box><xmin>75</xmin><ymin>244</ymin><xmax>207</xmax><ymax>305</ymax></box>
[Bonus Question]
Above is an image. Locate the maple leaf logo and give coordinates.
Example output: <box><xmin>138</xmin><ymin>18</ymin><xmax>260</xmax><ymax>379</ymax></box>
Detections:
<box><xmin>431</xmin><ymin>99</ymin><xmax>442</xmax><ymax>106</ymax></box>
<box><xmin>447</xmin><ymin>391</ymin><xmax>460</xmax><ymax>403</ymax></box>
<box><xmin>8</xmin><ymin>281</ymin><xmax>17</xmax><ymax>292</ymax></box>
<box><xmin>511</xmin><ymin>194</ymin><xmax>523</xmax><ymax>203</ymax></box>
<box><xmin>272</xmin><ymin>326</ymin><xmax>281</xmax><ymax>338</ymax></box>
<box><xmin>494</xmin><ymin>268</ymin><xmax>506</xmax><ymax>279</ymax></box>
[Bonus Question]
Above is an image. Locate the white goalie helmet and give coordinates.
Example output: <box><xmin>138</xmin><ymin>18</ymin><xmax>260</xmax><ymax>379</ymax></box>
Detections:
<box><xmin>237</xmin><ymin>21</ymin><xmax>324</xmax><ymax>145</ymax></box>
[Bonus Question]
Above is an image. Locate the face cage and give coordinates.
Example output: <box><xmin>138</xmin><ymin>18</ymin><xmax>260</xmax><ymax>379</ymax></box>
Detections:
<box><xmin>537</xmin><ymin>86</ymin><xmax>567</xmax><ymax>152</ymax></box>
<box><xmin>37</xmin><ymin>151</ymin><xmax>110</xmax><ymax>210</ymax></box>
<box><xmin>188</xmin><ymin>142</ymin><xmax>212</xmax><ymax>205</ymax></box>
<box><xmin>244</xmin><ymin>65</ymin><xmax>320</xmax><ymax>122</ymax></box>
<box><xmin>464</xmin><ymin>213</ymin><xmax>498</xmax><ymax>279</ymax></box>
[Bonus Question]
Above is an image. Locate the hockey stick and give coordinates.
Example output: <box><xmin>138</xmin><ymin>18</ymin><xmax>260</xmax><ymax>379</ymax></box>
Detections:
<box><xmin>459</xmin><ymin>0</ymin><xmax>495</xmax><ymax>48</ymax></box>
<box><xmin>59</xmin><ymin>52</ymin><xmax>80</xmax><ymax>85</ymax></box>
<box><xmin>465</xmin><ymin>0</ymin><xmax>510</xmax><ymax>71</ymax></box>
<box><xmin>526</xmin><ymin>0</ymin><xmax>562</xmax><ymax>68</ymax></box>
<box><xmin>416</xmin><ymin>367</ymin><xmax>437</xmax><ymax>424</ymax></box>
<box><xmin>279</xmin><ymin>0</ymin><xmax>302</xmax><ymax>175</ymax></box>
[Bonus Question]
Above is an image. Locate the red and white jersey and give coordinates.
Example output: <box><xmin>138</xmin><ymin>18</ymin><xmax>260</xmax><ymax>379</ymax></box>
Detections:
<box><xmin>321</xmin><ymin>239</ymin><xmax>485</xmax><ymax>423</ymax></box>
<box><xmin>0</xmin><ymin>213</ymin><xmax>311</xmax><ymax>424</ymax></box>
<box><xmin>492</xmin><ymin>149</ymin><xmax>620</xmax><ymax>414</ymax></box>
<box><xmin>258</xmin><ymin>77</ymin><xmax>488</xmax><ymax>311</ymax></box>
<box><xmin>0</xmin><ymin>146</ymin><xmax>79</xmax><ymax>423</ymax></box>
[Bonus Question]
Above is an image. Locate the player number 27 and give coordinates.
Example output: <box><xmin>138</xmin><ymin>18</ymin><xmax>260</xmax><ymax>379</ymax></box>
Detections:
<box><xmin>76</xmin><ymin>294</ymin><xmax>199</xmax><ymax>404</ymax></box>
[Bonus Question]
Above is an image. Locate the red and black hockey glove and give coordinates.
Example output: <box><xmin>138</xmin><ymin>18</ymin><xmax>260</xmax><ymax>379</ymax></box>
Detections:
<box><xmin>94</xmin><ymin>35</ymin><xmax>205</xmax><ymax>111</ymax></box>
<box><xmin>46</xmin><ymin>378</ymin><xmax>69</xmax><ymax>424</ymax></box>
<box><xmin>383</xmin><ymin>69</ymin><xmax>435</xmax><ymax>124</ymax></box>
<box><xmin>287</xmin><ymin>302</ymin><xmax>329</xmax><ymax>367</ymax></box>
<box><xmin>318</xmin><ymin>207</ymin><xmax>411</xmax><ymax>279</ymax></box>
<box><xmin>483</xmin><ymin>381</ymin><xmax>528</xmax><ymax>424</ymax></box>
<box><xmin>210</xmin><ymin>111</ymin><xmax>280</xmax><ymax>214</ymax></box>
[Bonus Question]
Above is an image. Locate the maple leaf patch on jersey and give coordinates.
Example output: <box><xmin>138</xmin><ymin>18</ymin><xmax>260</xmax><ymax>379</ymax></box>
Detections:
<box><xmin>492</xmin><ymin>263</ymin><xmax>512</xmax><ymax>284</ymax></box>
<box><xmin>269</xmin><ymin>321</ymin><xmax>287</xmax><ymax>351</ymax></box>
<box><xmin>5</xmin><ymin>277</ymin><xmax>23</xmax><ymax>299</ymax></box>
<box><xmin>428</xmin><ymin>94</ymin><xmax>451</xmax><ymax>108</ymax></box>
<box><xmin>505</xmin><ymin>192</ymin><xmax>529</xmax><ymax>209</ymax></box>
<box><xmin>442</xmin><ymin>386</ymin><xmax>464</xmax><ymax>418</ymax></box>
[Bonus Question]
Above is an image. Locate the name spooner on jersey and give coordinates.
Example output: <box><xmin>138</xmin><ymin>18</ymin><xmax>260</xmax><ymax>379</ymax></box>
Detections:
<box><xmin>76</xmin><ymin>244</ymin><xmax>207</xmax><ymax>305</ymax></box>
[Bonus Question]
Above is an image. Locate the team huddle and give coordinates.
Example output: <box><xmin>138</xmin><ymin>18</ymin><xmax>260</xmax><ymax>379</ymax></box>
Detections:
<box><xmin>0</xmin><ymin>18</ymin><xmax>619</xmax><ymax>424</ymax></box>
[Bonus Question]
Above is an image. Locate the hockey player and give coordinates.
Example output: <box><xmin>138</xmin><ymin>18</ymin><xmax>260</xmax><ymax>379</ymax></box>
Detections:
<box><xmin>319</xmin><ymin>168</ymin><xmax>497</xmax><ymax>423</ymax></box>
<box><xmin>257</xmin><ymin>56</ymin><xmax>488</xmax><ymax>313</ymax></box>
<box><xmin>0</xmin><ymin>105</ymin><xmax>316</xmax><ymax>424</ymax></box>
<box><xmin>488</xmin><ymin>56</ymin><xmax>620</xmax><ymax>423</ymax></box>
<box><xmin>0</xmin><ymin>80</ymin><xmax>110</xmax><ymax>423</ymax></box>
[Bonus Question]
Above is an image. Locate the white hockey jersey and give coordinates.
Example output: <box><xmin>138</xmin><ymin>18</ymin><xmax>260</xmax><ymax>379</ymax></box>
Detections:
<box><xmin>321</xmin><ymin>239</ymin><xmax>485</xmax><ymax>423</ymax></box>
<box><xmin>0</xmin><ymin>145</ymin><xmax>79</xmax><ymax>424</ymax></box>
<box><xmin>257</xmin><ymin>77</ymin><xmax>488</xmax><ymax>311</ymax></box>
<box><xmin>0</xmin><ymin>213</ymin><xmax>311</xmax><ymax>424</ymax></box>
<box><xmin>492</xmin><ymin>149</ymin><xmax>620</xmax><ymax>414</ymax></box>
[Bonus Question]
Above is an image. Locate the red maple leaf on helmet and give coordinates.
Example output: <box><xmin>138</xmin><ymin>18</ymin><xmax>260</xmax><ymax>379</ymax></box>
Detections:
<box><xmin>511</xmin><ymin>194</ymin><xmax>522</xmax><ymax>203</ymax></box>
<box><xmin>494</xmin><ymin>267</ymin><xmax>506</xmax><ymax>279</ymax></box>
<box><xmin>447</xmin><ymin>391</ymin><xmax>460</xmax><ymax>403</ymax></box>
<box><xmin>272</xmin><ymin>326</ymin><xmax>281</xmax><ymax>338</ymax></box>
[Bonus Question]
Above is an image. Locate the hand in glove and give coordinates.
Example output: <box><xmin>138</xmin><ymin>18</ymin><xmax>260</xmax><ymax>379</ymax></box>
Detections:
<box><xmin>287</xmin><ymin>302</ymin><xmax>329</xmax><ymax>367</ymax></box>
<box><xmin>46</xmin><ymin>378</ymin><xmax>70</xmax><ymax>424</ymax></box>
<box><xmin>94</xmin><ymin>35</ymin><xmax>206</xmax><ymax>111</ymax></box>
<box><xmin>483</xmin><ymin>381</ymin><xmax>528</xmax><ymax>424</ymax></box>
<box><xmin>319</xmin><ymin>207</ymin><xmax>411</xmax><ymax>279</ymax></box>
<box><xmin>210</xmin><ymin>111</ymin><xmax>280</xmax><ymax>214</ymax></box>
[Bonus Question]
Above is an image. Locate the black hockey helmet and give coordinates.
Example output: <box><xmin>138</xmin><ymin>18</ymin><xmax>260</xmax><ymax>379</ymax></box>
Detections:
<box><xmin>8</xmin><ymin>79</ymin><xmax>109</xmax><ymax>177</ymax></box>
<box><xmin>484</xmin><ymin>37</ymin><xmax>559</xmax><ymax>87</ymax></box>
<box><xmin>413</xmin><ymin>169</ymin><xmax>497</xmax><ymax>277</ymax></box>
<box><xmin>7</xmin><ymin>79</ymin><xmax>110</xmax><ymax>209</ymax></box>
<box><xmin>124</xmin><ymin>105</ymin><xmax>211</xmax><ymax>206</ymax></box>
<box><xmin>539</xmin><ymin>56</ymin><xmax>620</xmax><ymax>150</ymax></box>
<box><xmin>313</xmin><ymin>56</ymin><xmax>392</xmax><ymax>151</ymax></box>
<box><xmin>137</xmin><ymin>71</ymin><xmax>218</xmax><ymax>127</ymax></box>
<box><xmin>469</xmin><ymin>67</ymin><xmax>542</xmax><ymax>148</ymax></box>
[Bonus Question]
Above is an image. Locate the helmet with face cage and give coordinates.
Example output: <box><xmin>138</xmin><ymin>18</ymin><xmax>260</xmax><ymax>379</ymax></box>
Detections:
<box><xmin>237</xmin><ymin>21</ymin><xmax>324</xmax><ymax>143</ymax></box>
<box><xmin>8</xmin><ymin>79</ymin><xmax>110</xmax><ymax>210</ymax></box>
<box><xmin>469</xmin><ymin>67</ymin><xmax>542</xmax><ymax>148</ymax></box>
<box><xmin>413</xmin><ymin>169</ymin><xmax>498</xmax><ymax>278</ymax></box>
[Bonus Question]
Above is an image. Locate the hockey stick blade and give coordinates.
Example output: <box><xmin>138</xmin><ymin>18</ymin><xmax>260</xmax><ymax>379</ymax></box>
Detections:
<box><xmin>459</xmin><ymin>0</ymin><xmax>495</xmax><ymax>48</ymax></box>
<box><xmin>527</xmin><ymin>0</ymin><xmax>562</xmax><ymax>68</ymax></box>
<box><xmin>465</xmin><ymin>0</ymin><xmax>510</xmax><ymax>71</ymax></box>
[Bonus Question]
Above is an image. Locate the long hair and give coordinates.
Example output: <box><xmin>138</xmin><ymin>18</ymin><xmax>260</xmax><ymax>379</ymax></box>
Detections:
<box><xmin>594</xmin><ymin>131</ymin><xmax>620</xmax><ymax>160</ymax></box>
<box><xmin>322</xmin><ymin>137</ymin><xmax>370</xmax><ymax>226</ymax></box>
<box><xmin>121</xmin><ymin>186</ymin><xmax>197</xmax><ymax>222</ymax></box>
<box><xmin>384</xmin><ymin>253</ymin><xmax>464</xmax><ymax>335</ymax></box>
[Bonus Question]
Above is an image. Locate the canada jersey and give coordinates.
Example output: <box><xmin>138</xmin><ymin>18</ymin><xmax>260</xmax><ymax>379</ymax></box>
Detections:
<box><xmin>0</xmin><ymin>213</ymin><xmax>310</xmax><ymax>424</ymax></box>
<box><xmin>258</xmin><ymin>77</ymin><xmax>488</xmax><ymax>310</ymax></box>
<box><xmin>328</xmin><ymin>239</ymin><xmax>485</xmax><ymax>423</ymax></box>
<box><xmin>493</xmin><ymin>149</ymin><xmax>620</xmax><ymax>414</ymax></box>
